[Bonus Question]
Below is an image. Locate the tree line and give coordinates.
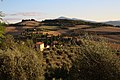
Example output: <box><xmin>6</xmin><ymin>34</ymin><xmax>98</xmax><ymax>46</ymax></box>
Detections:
<box><xmin>42</xmin><ymin>19</ymin><xmax>114</xmax><ymax>27</ymax></box>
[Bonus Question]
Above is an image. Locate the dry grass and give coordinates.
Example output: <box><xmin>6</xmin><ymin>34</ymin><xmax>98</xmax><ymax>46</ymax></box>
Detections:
<box><xmin>84</xmin><ymin>26</ymin><xmax>120</xmax><ymax>50</ymax></box>
<box><xmin>68</xmin><ymin>25</ymin><xmax>91</xmax><ymax>30</ymax></box>
<box><xmin>43</xmin><ymin>31</ymin><xmax>61</xmax><ymax>36</ymax></box>
<box><xmin>108</xmin><ymin>43</ymin><xmax>120</xmax><ymax>50</ymax></box>
<box><xmin>18</xmin><ymin>21</ymin><xmax>40</xmax><ymax>26</ymax></box>
<box><xmin>86</xmin><ymin>26</ymin><xmax>120</xmax><ymax>32</ymax></box>
<box><xmin>38</xmin><ymin>26</ymin><xmax>59</xmax><ymax>29</ymax></box>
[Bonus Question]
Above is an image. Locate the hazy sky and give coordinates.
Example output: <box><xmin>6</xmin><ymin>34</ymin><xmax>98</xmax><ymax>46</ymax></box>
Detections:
<box><xmin>0</xmin><ymin>0</ymin><xmax>120</xmax><ymax>23</ymax></box>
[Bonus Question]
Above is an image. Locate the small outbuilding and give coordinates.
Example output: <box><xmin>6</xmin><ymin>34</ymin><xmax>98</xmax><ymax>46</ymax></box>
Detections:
<box><xmin>35</xmin><ymin>42</ymin><xmax>45</xmax><ymax>51</ymax></box>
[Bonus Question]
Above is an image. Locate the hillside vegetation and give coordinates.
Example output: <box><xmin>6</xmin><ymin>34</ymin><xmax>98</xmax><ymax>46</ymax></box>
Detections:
<box><xmin>0</xmin><ymin>22</ymin><xmax>5</xmax><ymax>44</ymax></box>
<box><xmin>1</xmin><ymin>18</ymin><xmax>120</xmax><ymax>80</ymax></box>
<box><xmin>0</xmin><ymin>34</ymin><xmax>120</xmax><ymax>80</ymax></box>
<box><xmin>41</xmin><ymin>19</ymin><xmax>113</xmax><ymax>27</ymax></box>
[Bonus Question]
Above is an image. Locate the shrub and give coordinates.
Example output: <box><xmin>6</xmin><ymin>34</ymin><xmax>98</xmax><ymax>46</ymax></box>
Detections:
<box><xmin>69</xmin><ymin>39</ymin><xmax>120</xmax><ymax>80</ymax></box>
<box><xmin>0</xmin><ymin>43</ymin><xmax>44</xmax><ymax>80</ymax></box>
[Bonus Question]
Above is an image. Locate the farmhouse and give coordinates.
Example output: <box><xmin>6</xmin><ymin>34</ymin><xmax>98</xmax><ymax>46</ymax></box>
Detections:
<box><xmin>35</xmin><ymin>42</ymin><xmax>45</xmax><ymax>51</ymax></box>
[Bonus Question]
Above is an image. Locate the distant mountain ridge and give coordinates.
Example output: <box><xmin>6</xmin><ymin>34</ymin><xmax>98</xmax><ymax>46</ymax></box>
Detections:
<box><xmin>42</xmin><ymin>17</ymin><xmax>113</xmax><ymax>27</ymax></box>
<box><xmin>104</xmin><ymin>21</ymin><xmax>120</xmax><ymax>26</ymax></box>
<box><xmin>57</xmin><ymin>16</ymin><xmax>96</xmax><ymax>23</ymax></box>
<box><xmin>57</xmin><ymin>16</ymin><xmax>71</xmax><ymax>20</ymax></box>
<box><xmin>57</xmin><ymin>16</ymin><xmax>81</xmax><ymax>20</ymax></box>
<box><xmin>8</xmin><ymin>17</ymin><xmax>119</xmax><ymax>27</ymax></box>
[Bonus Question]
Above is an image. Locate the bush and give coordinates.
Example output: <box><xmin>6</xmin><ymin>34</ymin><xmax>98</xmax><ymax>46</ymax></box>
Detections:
<box><xmin>69</xmin><ymin>39</ymin><xmax>120</xmax><ymax>80</ymax></box>
<box><xmin>0</xmin><ymin>43</ymin><xmax>44</xmax><ymax>80</ymax></box>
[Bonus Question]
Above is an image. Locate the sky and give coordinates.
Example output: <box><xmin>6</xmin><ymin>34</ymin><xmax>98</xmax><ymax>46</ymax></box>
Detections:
<box><xmin>0</xmin><ymin>0</ymin><xmax>120</xmax><ymax>23</ymax></box>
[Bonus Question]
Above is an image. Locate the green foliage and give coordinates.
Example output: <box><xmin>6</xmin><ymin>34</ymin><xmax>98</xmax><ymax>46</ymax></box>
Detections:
<box><xmin>0</xmin><ymin>34</ymin><xmax>119</xmax><ymax>80</ymax></box>
<box><xmin>0</xmin><ymin>35</ymin><xmax>16</xmax><ymax>49</ymax></box>
<box><xmin>0</xmin><ymin>22</ymin><xmax>5</xmax><ymax>44</ymax></box>
<box><xmin>42</xmin><ymin>19</ymin><xmax>113</xmax><ymax>27</ymax></box>
<box><xmin>43</xmin><ymin>46</ymin><xmax>75</xmax><ymax>80</ymax></box>
<box><xmin>0</xmin><ymin>49</ymin><xmax>44</xmax><ymax>80</ymax></box>
<box><xmin>0</xmin><ymin>36</ymin><xmax>44</xmax><ymax>80</ymax></box>
<box><xmin>69</xmin><ymin>38</ymin><xmax>120</xmax><ymax>80</ymax></box>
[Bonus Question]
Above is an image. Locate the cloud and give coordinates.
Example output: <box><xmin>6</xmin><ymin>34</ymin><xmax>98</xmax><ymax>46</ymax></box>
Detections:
<box><xmin>2</xmin><ymin>18</ymin><xmax>22</xmax><ymax>23</ymax></box>
<box><xmin>6</xmin><ymin>12</ymin><xmax>43</xmax><ymax>16</ymax></box>
<box><xmin>4</xmin><ymin>18</ymin><xmax>21</xmax><ymax>20</ymax></box>
<box><xmin>4</xmin><ymin>12</ymin><xmax>48</xmax><ymax>23</ymax></box>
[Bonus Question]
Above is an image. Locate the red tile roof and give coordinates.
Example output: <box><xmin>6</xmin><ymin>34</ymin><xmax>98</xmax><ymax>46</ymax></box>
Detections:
<box><xmin>36</xmin><ymin>42</ymin><xmax>44</xmax><ymax>45</ymax></box>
